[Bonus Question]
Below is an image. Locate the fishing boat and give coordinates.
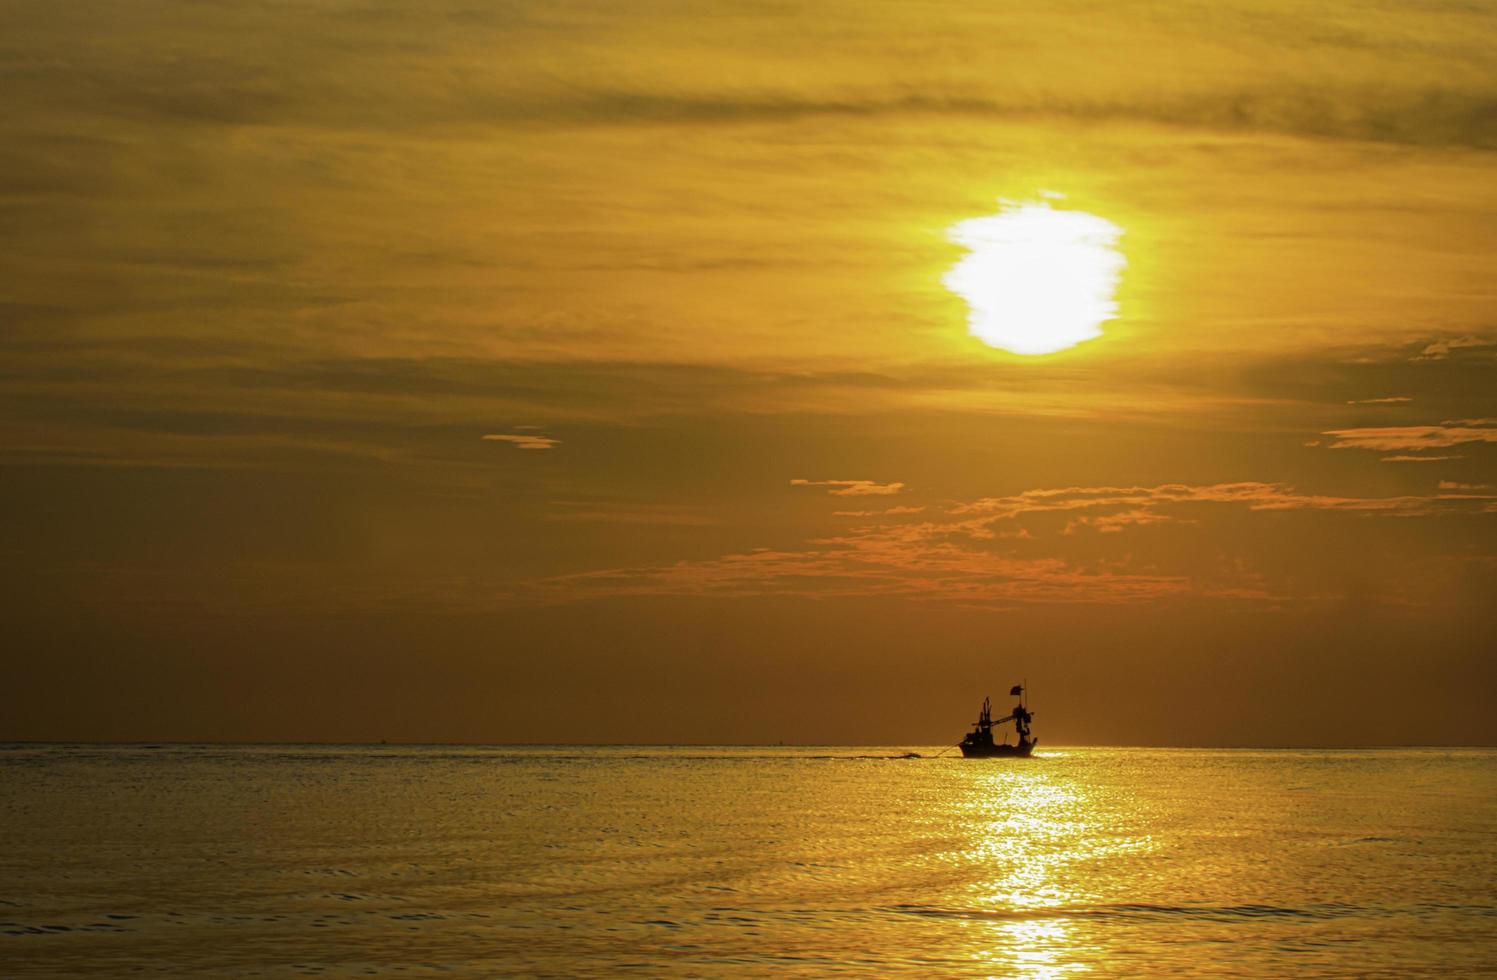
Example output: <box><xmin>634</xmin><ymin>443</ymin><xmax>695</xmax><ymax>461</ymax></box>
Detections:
<box><xmin>959</xmin><ymin>685</ymin><xmax>1036</xmax><ymax>758</ymax></box>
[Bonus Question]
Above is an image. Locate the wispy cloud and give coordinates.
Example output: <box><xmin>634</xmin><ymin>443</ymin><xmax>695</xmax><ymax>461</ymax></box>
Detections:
<box><xmin>1413</xmin><ymin>336</ymin><xmax>1496</xmax><ymax>361</ymax></box>
<box><xmin>791</xmin><ymin>478</ymin><xmax>905</xmax><ymax>496</ymax></box>
<box><xmin>1382</xmin><ymin>454</ymin><xmax>1465</xmax><ymax>463</ymax></box>
<box><xmin>533</xmin><ymin>540</ymin><xmax>1197</xmax><ymax>608</ymax></box>
<box><xmin>1065</xmin><ymin>509</ymin><xmax>1188</xmax><ymax>534</ymax></box>
<box><xmin>1346</xmin><ymin>396</ymin><xmax>1412</xmax><ymax>405</ymax></box>
<box><xmin>833</xmin><ymin>505</ymin><xmax>926</xmax><ymax>517</ymax></box>
<box><xmin>1322</xmin><ymin>420</ymin><xmax>1497</xmax><ymax>452</ymax></box>
<box><xmin>532</xmin><ymin>480</ymin><xmax>1495</xmax><ymax>607</ymax></box>
<box><xmin>949</xmin><ymin>481</ymin><xmax>1489</xmax><ymax>519</ymax></box>
<box><xmin>482</xmin><ymin>433</ymin><xmax>560</xmax><ymax>450</ymax></box>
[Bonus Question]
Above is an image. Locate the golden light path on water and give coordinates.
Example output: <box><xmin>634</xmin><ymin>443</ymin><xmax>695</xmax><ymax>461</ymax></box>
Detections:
<box><xmin>955</xmin><ymin>757</ymin><xmax>1156</xmax><ymax>977</ymax></box>
<box><xmin>944</xmin><ymin>199</ymin><xmax>1126</xmax><ymax>355</ymax></box>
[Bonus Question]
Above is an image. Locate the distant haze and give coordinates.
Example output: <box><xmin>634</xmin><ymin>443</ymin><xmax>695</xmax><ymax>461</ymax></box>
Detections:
<box><xmin>2</xmin><ymin>0</ymin><xmax>1495</xmax><ymax>745</ymax></box>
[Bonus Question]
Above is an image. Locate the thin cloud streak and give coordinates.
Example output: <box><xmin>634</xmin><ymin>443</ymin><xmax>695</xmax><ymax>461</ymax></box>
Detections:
<box><xmin>532</xmin><ymin>481</ymin><xmax>1495</xmax><ymax>607</ymax></box>
<box><xmin>482</xmin><ymin>433</ymin><xmax>560</xmax><ymax>450</ymax></box>
<box><xmin>791</xmin><ymin>479</ymin><xmax>905</xmax><ymax>497</ymax></box>
<box><xmin>1382</xmin><ymin>454</ymin><xmax>1465</xmax><ymax>463</ymax></box>
<box><xmin>1323</xmin><ymin>420</ymin><xmax>1497</xmax><ymax>452</ymax></box>
<box><xmin>948</xmin><ymin>481</ymin><xmax>1490</xmax><ymax>518</ymax></box>
<box><xmin>833</xmin><ymin>505</ymin><xmax>926</xmax><ymax>517</ymax></box>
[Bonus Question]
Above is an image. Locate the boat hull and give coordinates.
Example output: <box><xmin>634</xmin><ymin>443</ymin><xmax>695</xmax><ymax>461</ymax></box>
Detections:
<box><xmin>959</xmin><ymin>739</ymin><xmax>1036</xmax><ymax>759</ymax></box>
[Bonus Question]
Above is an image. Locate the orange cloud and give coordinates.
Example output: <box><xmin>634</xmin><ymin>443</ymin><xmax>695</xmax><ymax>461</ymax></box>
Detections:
<box><xmin>1413</xmin><ymin>336</ymin><xmax>1494</xmax><ymax>361</ymax></box>
<box><xmin>482</xmin><ymin>433</ymin><xmax>560</xmax><ymax>450</ymax></box>
<box><xmin>1065</xmin><ymin>508</ymin><xmax>1187</xmax><ymax>534</ymax></box>
<box><xmin>1322</xmin><ymin>420</ymin><xmax>1497</xmax><ymax>452</ymax></box>
<box><xmin>833</xmin><ymin>505</ymin><xmax>926</xmax><ymax>517</ymax></box>
<box><xmin>790</xmin><ymin>478</ymin><xmax>905</xmax><ymax>496</ymax></box>
<box><xmin>951</xmin><ymin>481</ymin><xmax>1490</xmax><ymax>520</ymax></box>
<box><xmin>1382</xmin><ymin>455</ymin><xmax>1464</xmax><ymax>463</ymax></box>
<box><xmin>534</xmin><ymin>539</ymin><xmax>1196</xmax><ymax>608</ymax></box>
<box><xmin>532</xmin><ymin>481</ymin><xmax>1494</xmax><ymax>608</ymax></box>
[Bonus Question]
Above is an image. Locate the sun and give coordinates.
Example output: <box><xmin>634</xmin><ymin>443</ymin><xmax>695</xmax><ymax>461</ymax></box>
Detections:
<box><xmin>944</xmin><ymin>199</ymin><xmax>1125</xmax><ymax>355</ymax></box>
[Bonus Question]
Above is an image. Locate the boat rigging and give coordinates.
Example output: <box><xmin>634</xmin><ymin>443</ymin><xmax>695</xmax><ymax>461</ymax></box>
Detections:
<box><xmin>958</xmin><ymin>684</ymin><xmax>1036</xmax><ymax>758</ymax></box>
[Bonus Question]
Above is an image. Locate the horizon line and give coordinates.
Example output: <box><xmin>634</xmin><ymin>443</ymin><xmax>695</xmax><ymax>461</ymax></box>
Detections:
<box><xmin>3</xmin><ymin>740</ymin><xmax>1492</xmax><ymax>750</ymax></box>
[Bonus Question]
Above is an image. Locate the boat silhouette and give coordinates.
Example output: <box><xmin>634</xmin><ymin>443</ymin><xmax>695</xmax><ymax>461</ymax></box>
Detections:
<box><xmin>958</xmin><ymin>686</ymin><xmax>1036</xmax><ymax>758</ymax></box>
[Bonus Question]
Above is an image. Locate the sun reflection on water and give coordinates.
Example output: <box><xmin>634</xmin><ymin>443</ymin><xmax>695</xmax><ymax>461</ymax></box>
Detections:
<box><xmin>950</xmin><ymin>762</ymin><xmax>1157</xmax><ymax>977</ymax></box>
<box><xmin>988</xmin><ymin>919</ymin><xmax>1076</xmax><ymax>980</ymax></box>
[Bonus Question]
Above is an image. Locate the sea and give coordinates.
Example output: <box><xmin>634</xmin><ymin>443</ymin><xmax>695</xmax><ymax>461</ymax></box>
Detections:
<box><xmin>2</xmin><ymin>744</ymin><xmax>1494</xmax><ymax>977</ymax></box>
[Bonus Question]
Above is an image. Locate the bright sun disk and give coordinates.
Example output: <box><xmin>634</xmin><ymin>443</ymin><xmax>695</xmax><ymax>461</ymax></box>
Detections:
<box><xmin>944</xmin><ymin>200</ymin><xmax>1125</xmax><ymax>355</ymax></box>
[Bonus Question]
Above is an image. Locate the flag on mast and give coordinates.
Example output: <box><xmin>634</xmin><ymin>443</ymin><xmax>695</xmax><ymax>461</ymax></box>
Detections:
<box><xmin>1009</xmin><ymin>684</ymin><xmax>1023</xmax><ymax>696</ymax></box>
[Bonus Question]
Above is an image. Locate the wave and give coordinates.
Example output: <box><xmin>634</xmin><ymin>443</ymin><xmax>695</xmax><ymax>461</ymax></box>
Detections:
<box><xmin>885</xmin><ymin>901</ymin><xmax>1497</xmax><ymax>924</ymax></box>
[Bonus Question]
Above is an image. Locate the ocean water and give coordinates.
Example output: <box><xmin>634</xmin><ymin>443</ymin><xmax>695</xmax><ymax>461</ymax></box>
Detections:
<box><xmin>2</xmin><ymin>745</ymin><xmax>1494</xmax><ymax>977</ymax></box>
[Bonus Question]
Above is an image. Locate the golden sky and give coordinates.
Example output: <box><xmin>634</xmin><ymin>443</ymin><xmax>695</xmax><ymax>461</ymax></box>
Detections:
<box><xmin>3</xmin><ymin>0</ymin><xmax>1495</xmax><ymax>744</ymax></box>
